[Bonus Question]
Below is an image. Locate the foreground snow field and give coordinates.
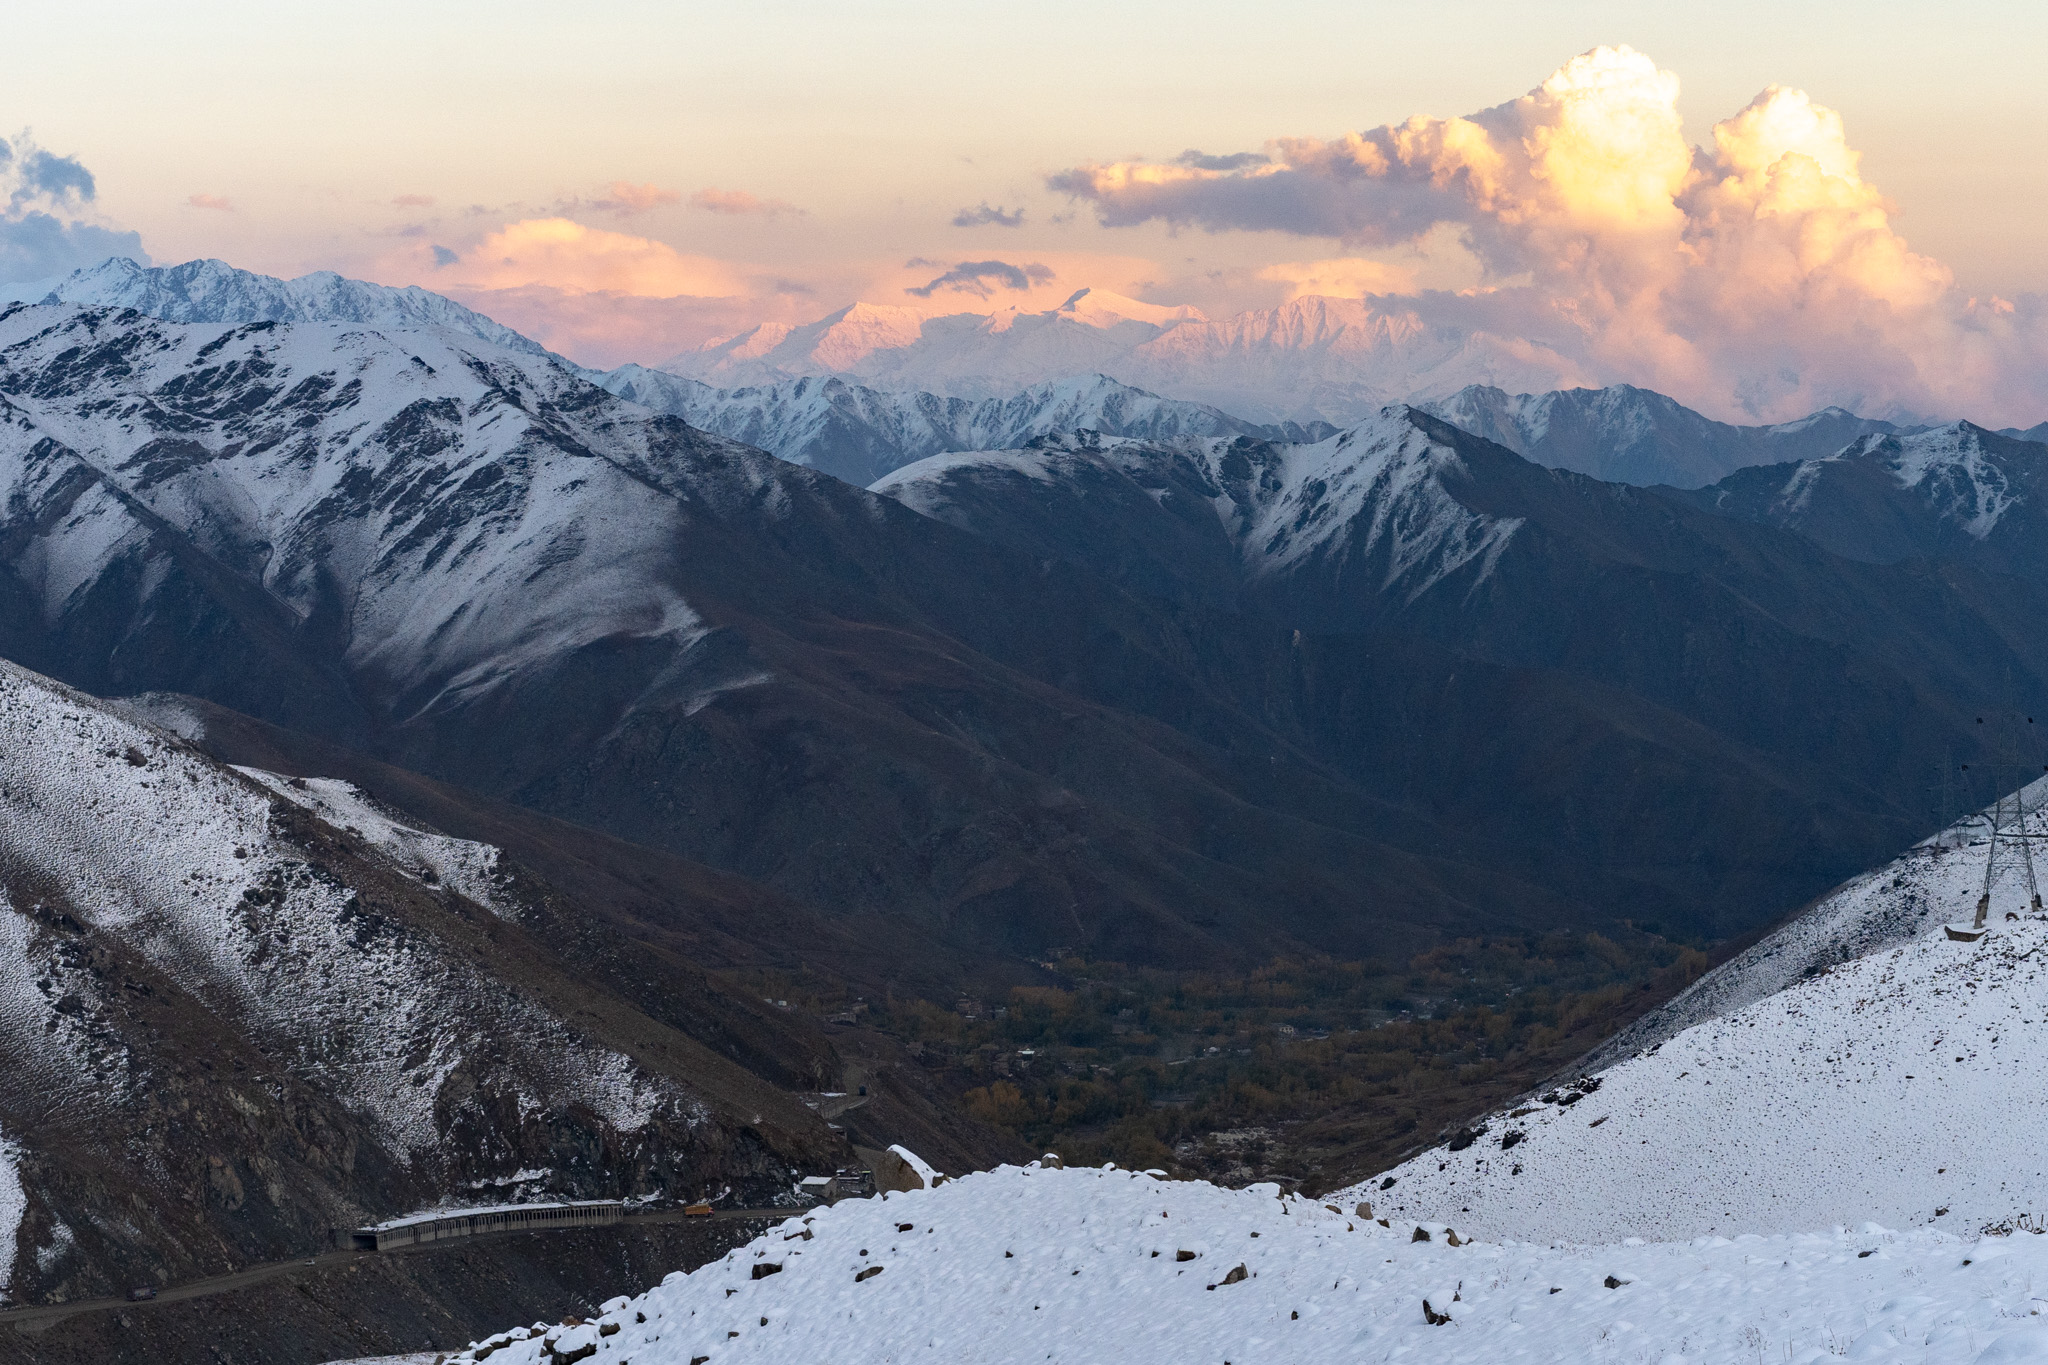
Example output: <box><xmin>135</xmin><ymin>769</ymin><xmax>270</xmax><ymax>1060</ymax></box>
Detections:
<box><xmin>446</xmin><ymin>1164</ymin><xmax>2048</xmax><ymax>1365</ymax></box>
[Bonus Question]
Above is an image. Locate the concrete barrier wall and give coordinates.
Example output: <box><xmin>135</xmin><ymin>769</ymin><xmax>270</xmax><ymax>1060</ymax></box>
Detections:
<box><xmin>357</xmin><ymin>1202</ymin><xmax>624</xmax><ymax>1251</ymax></box>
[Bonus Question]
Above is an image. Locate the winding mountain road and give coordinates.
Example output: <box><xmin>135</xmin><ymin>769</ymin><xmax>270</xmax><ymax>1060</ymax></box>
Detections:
<box><xmin>1</xmin><ymin>1207</ymin><xmax>783</xmax><ymax>1334</ymax></box>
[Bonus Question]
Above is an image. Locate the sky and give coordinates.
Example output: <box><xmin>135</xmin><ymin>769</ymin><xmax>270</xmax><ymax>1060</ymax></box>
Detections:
<box><xmin>5</xmin><ymin>1</ymin><xmax>2048</xmax><ymax>419</ymax></box>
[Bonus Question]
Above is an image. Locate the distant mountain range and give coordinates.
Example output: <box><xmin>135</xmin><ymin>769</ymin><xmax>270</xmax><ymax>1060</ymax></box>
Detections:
<box><xmin>595</xmin><ymin>368</ymin><xmax>1334</xmax><ymax>486</ymax></box>
<box><xmin>657</xmin><ymin>288</ymin><xmax>1585</xmax><ymax>425</ymax></box>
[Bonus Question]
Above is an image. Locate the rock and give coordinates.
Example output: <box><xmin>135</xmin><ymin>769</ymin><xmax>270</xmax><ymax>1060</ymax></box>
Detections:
<box><xmin>1177</xmin><ymin>1250</ymin><xmax>1199</xmax><ymax>1262</ymax></box>
<box><xmin>856</xmin><ymin>1265</ymin><xmax>884</xmax><ymax>1282</ymax></box>
<box><xmin>1220</xmin><ymin>1264</ymin><xmax>1248</xmax><ymax>1286</ymax></box>
<box><xmin>751</xmin><ymin>1262</ymin><xmax>782</xmax><ymax>1280</ymax></box>
<box><xmin>1355</xmin><ymin>1202</ymin><xmax>1373</xmax><ymax>1219</ymax></box>
<box><xmin>1445</xmin><ymin>1229</ymin><xmax>1462</xmax><ymax>1247</ymax></box>
<box><xmin>1605</xmin><ymin>1275</ymin><xmax>1630</xmax><ymax>1288</ymax></box>
<box><xmin>1412</xmin><ymin>1227</ymin><xmax>1432</xmax><ymax>1242</ymax></box>
<box><xmin>1423</xmin><ymin>1299</ymin><xmax>1453</xmax><ymax>1325</ymax></box>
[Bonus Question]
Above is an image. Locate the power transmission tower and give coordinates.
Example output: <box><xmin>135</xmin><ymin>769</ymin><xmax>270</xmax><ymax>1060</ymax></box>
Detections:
<box><xmin>1930</xmin><ymin>748</ymin><xmax>1966</xmax><ymax>849</ymax></box>
<box><xmin>1961</xmin><ymin>713</ymin><xmax>2048</xmax><ymax>932</ymax></box>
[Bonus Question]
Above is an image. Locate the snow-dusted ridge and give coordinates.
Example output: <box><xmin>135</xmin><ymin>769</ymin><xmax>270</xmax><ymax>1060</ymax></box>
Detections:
<box><xmin>871</xmin><ymin>406</ymin><xmax>1524</xmax><ymax>602</ymax></box>
<box><xmin>233</xmin><ymin>767</ymin><xmax>516</xmax><ymax>918</ymax></box>
<box><xmin>447</xmin><ymin>1163</ymin><xmax>2048</xmax><ymax>1365</ymax></box>
<box><xmin>39</xmin><ymin>256</ymin><xmax>552</xmax><ymax>359</ymax></box>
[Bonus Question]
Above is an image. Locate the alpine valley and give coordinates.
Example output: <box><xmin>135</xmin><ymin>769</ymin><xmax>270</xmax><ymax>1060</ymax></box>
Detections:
<box><xmin>5</xmin><ymin>257</ymin><xmax>2048</xmax><ymax>1363</ymax></box>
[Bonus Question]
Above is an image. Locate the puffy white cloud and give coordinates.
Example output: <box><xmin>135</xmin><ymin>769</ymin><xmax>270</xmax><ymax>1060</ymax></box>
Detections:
<box><xmin>1050</xmin><ymin>46</ymin><xmax>2047</xmax><ymax>423</ymax></box>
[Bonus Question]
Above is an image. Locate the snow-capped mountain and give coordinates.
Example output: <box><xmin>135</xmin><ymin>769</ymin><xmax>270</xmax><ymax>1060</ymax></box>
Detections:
<box><xmin>1421</xmin><ymin>383</ymin><xmax>1912</xmax><ymax>488</ymax></box>
<box><xmin>447</xmin><ymin>1160</ymin><xmax>2048</xmax><ymax>1364</ymax></box>
<box><xmin>1680</xmin><ymin>421</ymin><xmax>2048</xmax><ymax>583</ymax></box>
<box><xmin>664</xmin><ymin>289</ymin><xmax>1588</xmax><ymax>424</ymax></box>
<box><xmin>871</xmin><ymin>413</ymin><xmax>1523</xmax><ymax>610</ymax></box>
<box><xmin>0</xmin><ymin>655</ymin><xmax>828</xmax><ymax>1307</ymax></box>
<box><xmin>590</xmin><ymin>368</ymin><xmax>1332</xmax><ymax>486</ymax></box>
<box><xmin>38</xmin><ymin>256</ymin><xmax>552</xmax><ymax>358</ymax></box>
<box><xmin>0</xmin><ymin>298</ymin><xmax>780</xmax><ymax>736</ymax></box>
<box><xmin>1350</xmin><ymin>781</ymin><xmax>2048</xmax><ymax>1245</ymax></box>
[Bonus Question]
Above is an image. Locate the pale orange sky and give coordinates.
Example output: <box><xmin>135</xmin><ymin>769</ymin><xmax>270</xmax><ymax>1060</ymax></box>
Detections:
<box><xmin>4</xmin><ymin>1</ymin><xmax>2046</xmax><ymax>375</ymax></box>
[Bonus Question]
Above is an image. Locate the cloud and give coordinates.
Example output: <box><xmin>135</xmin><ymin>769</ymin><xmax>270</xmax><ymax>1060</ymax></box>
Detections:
<box><xmin>0</xmin><ymin>133</ymin><xmax>144</xmax><ymax>283</ymax></box>
<box><xmin>392</xmin><ymin>193</ymin><xmax>436</xmax><ymax>208</ymax></box>
<box><xmin>952</xmin><ymin>202</ymin><xmax>1025</xmax><ymax>228</ymax></box>
<box><xmin>688</xmin><ymin>187</ymin><xmax>802</xmax><ymax>217</ymax></box>
<box><xmin>187</xmin><ymin>194</ymin><xmax>232</xmax><ymax>212</ymax></box>
<box><xmin>437</xmin><ymin>217</ymin><xmax>745</xmax><ymax>298</ymax></box>
<box><xmin>905</xmin><ymin>259</ymin><xmax>1054</xmax><ymax>299</ymax></box>
<box><xmin>1047</xmin><ymin>46</ymin><xmax>2048</xmax><ymax>423</ymax></box>
<box><xmin>430</xmin><ymin>245</ymin><xmax>458</xmax><ymax>268</ymax></box>
<box><xmin>6</xmin><ymin>143</ymin><xmax>95</xmax><ymax>211</ymax></box>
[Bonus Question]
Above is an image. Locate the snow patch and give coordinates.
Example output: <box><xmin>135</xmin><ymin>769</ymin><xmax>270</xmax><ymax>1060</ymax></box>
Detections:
<box><xmin>0</xmin><ymin>1127</ymin><xmax>22</xmax><ymax>1298</ymax></box>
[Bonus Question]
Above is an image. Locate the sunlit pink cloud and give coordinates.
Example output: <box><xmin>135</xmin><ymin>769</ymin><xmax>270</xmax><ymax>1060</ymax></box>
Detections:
<box><xmin>1048</xmin><ymin>45</ymin><xmax>2048</xmax><ymax>424</ymax></box>
<box><xmin>186</xmin><ymin>193</ymin><xmax>232</xmax><ymax>212</ymax></box>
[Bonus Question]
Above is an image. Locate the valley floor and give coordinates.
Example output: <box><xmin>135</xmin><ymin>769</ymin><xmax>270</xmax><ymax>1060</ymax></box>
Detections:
<box><xmin>446</xmin><ymin>1165</ymin><xmax>2048</xmax><ymax>1365</ymax></box>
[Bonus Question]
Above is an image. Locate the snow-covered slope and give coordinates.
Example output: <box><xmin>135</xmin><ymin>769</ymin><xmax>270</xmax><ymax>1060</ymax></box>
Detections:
<box><xmin>590</xmin><ymin>368</ymin><xmax>1328</xmax><ymax>486</ymax></box>
<box><xmin>1344</xmin><ymin>785</ymin><xmax>2048</xmax><ymax>1245</ymax></box>
<box><xmin>445</xmin><ymin>1162</ymin><xmax>2048</xmax><ymax>1365</ymax></box>
<box><xmin>666</xmin><ymin>289</ymin><xmax>1587</xmax><ymax>424</ymax></box>
<box><xmin>0</xmin><ymin>653</ymin><xmax>826</xmax><ymax>1304</ymax></box>
<box><xmin>40</xmin><ymin>257</ymin><xmax>552</xmax><ymax>358</ymax></box>
<box><xmin>0</xmin><ymin>657</ymin><xmax>684</xmax><ymax>1153</ymax></box>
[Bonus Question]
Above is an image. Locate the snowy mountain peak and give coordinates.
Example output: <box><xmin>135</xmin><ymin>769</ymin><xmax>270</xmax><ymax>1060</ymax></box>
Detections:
<box><xmin>1854</xmin><ymin>422</ymin><xmax>2020</xmax><ymax>538</ymax></box>
<box><xmin>1053</xmin><ymin>287</ymin><xmax>1207</xmax><ymax>329</ymax></box>
<box><xmin>39</xmin><ymin>255</ymin><xmax>551</xmax><ymax>358</ymax></box>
